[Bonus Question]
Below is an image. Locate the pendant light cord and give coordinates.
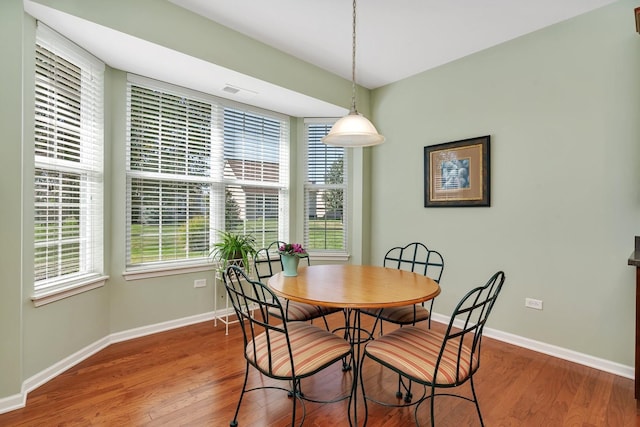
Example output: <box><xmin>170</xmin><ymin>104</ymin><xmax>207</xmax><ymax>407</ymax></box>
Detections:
<box><xmin>350</xmin><ymin>0</ymin><xmax>358</xmax><ymax>114</ymax></box>
<box><xmin>321</xmin><ymin>0</ymin><xmax>385</xmax><ymax>146</ymax></box>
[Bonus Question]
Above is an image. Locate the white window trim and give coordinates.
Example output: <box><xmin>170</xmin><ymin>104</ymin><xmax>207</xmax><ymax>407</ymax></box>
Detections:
<box><xmin>123</xmin><ymin>261</ymin><xmax>214</xmax><ymax>281</ymax></box>
<box><xmin>307</xmin><ymin>251</ymin><xmax>350</xmax><ymax>262</ymax></box>
<box><xmin>31</xmin><ymin>275</ymin><xmax>108</xmax><ymax>307</ymax></box>
<box><xmin>302</xmin><ymin>118</ymin><xmax>349</xmax><ymax>258</ymax></box>
<box><xmin>31</xmin><ymin>23</ymin><xmax>106</xmax><ymax>305</ymax></box>
<box><xmin>124</xmin><ymin>75</ymin><xmax>291</xmax><ymax>276</ymax></box>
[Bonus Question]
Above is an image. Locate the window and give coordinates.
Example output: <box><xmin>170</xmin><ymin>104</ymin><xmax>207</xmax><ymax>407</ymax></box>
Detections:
<box><xmin>303</xmin><ymin>120</ymin><xmax>347</xmax><ymax>253</ymax></box>
<box><xmin>222</xmin><ymin>108</ymin><xmax>289</xmax><ymax>245</ymax></box>
<box><xmin>33</xmin><ymin>24</ymin><xmax>105</xmax><ymax>301</ymax></box>
<box><xmin>126</xmin><ymin>77</ymin><xmax>289</xmax><ymax>270</ymax></box>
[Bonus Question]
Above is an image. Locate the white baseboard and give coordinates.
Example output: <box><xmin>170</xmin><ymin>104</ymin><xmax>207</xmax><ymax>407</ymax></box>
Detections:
<box><xmin>0</xmin><ymin>393</ymin><xmax>27</xmax><ymax>415</ymax></box>
<box><xmin>21</xmin><ymin>336</ymin><xmax>111</xmax><ymax>404</ymax></box>
<box><xmin>109</xmin><ymin>311</ymin><xmax>217</xmax><ymax>344</ymax></box>
<box><xmin>430</xmin><ymin>312</ymin><xmax>634</xmax><ymax>380</ymax></box>
<box><xmin>0</xmin><ymin>310</ymin><xmax>219</xmax><ymax>415</ymax></box>
<box><xmin>1</xmin><ymin>310</ymin><xmax>634</xmax><ymax>415</ymax></box>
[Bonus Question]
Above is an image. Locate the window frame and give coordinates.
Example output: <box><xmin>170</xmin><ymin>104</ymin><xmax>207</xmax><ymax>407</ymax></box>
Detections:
<box><xmin>303</xmin><ymin>118</ymin><xmax>349</xmax><ymax>260</ymax></box>
<box><xmin>31</xmin><ymin>24</ymin><xmax>107</xmax><ymax>306</ymax></box>
<box><xmin>124</xmin><ymin>75</ymin><xmax>290</xmax><ymax>278</ymax></box>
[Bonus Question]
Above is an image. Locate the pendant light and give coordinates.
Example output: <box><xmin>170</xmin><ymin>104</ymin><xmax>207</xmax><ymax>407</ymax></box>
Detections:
<box><xmin>322</xmin><ymin>0</ymin><xmax>385</xmax><ymax>147</ymax></box>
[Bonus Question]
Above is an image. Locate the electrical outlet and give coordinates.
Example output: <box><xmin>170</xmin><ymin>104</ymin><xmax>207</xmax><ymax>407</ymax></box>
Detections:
<box><xmin>194</xmin><ymin>279</ymin><xmax>207</xmax><ymax>288</ymax></box>
<box><xmin>525</xmin><ymin>298</ymin><xmax>543</xmax><ymax>310</ymax></box>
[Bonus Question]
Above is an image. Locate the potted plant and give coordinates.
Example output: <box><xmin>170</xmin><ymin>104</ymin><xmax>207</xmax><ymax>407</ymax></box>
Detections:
<box><xmin>210</xmin><ymin>230</ymin><xmax>257</xmax><ymax>273</ymax></box>
<box><xmin>277</xmin><ymin>242</ymin><xmax>308</xmax><ymax>277</ymax></box>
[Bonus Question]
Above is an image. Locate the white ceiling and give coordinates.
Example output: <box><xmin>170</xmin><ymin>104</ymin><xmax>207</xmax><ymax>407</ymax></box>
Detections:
<box><xmin>24</xmin><ymin>0</ymin><xmax>617</xmax><ymax>117</ymax></box>
<box><xmin>170</xmin><ymin>0</ymin><xmax>618</xmax><ymax>89</ymax></box>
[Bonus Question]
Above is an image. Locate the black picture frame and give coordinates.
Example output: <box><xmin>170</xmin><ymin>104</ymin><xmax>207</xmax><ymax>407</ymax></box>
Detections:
<box><xmin>424</xmin><ymin>135</ymin><xmax>490</xmax><ymax>207</ymax></box>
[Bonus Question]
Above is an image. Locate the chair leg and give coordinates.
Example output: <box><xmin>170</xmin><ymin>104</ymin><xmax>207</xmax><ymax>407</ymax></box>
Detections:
<box><xmin>470</xmin><ymin>376</ymin><xmax>485</xmax><ymax>427</ymax></box>
<box><xmin>287</xmin><ymin>378</ymin><xmax>304</xmax><ymax>398</ymax></box>
<box><xmin>395</xmin><ymin>375</ymin><xmax>413</xmax><ymax>402</ymax></box>
<box><xmin>429</xmin><ymin>384</ymin><xmax>436</xmax><ymax>427</ymax></box>
<box><xmin>341</xmin><ymin>309</ymin><xmax>353</xmax><ymax>372</ymax></box>
<box><xmin>321</xmin><ymin>313</ymin><xmax>331</xmax><ymax>331</ymax></box>
<box><xmin>358</xmin><ymin>354</ymin><xmax>369</xmax><ymax>427</ymax></box>
<box><xmin>396</xmin><ymin>375</ymin><xmax>403</xmax><ymax>398</ymax></box>
<box><xmin>230</xmin><ymin>361</ymin><xmax>250</xmax><ymax>427</ymax></box>
<box><xmin>291</xmin><ymin>378</ymin><xmax>298</xmax><ymax>427</ymax></box>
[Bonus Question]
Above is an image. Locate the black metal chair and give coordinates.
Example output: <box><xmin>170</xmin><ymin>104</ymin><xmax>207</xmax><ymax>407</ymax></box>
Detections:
<box><xmin>223</xmin><ymin>265</ymin><xmax>353</xmax><ymax>427</ymax></box>
<box><xmin>361</xmin><ymin>242</ymin><xmax>445</xmax><ymax>401</ymax></box>
<box><xmin>362</xmin><ymin>242</ymin><xmax>445</xmax><ymax>332</ymax></box>
<box><xmin>253</xmin><ymin>241</ymin><xmax>340</xmax><ymax>330</ymax></box>
<box><xmin>360</xmin><ymin>271</ymin><xmax>506</xmax><ymax>427</ymax></box>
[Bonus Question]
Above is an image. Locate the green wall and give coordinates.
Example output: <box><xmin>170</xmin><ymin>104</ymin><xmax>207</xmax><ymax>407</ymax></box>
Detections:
<box><xmin>0</xmin><ymin>0</ymin><xmax>24</xmax><ymax>399</ymax></box>
<box><xmin>370</xmin><ymin>0</ymin><xmax>640</xmax><ymax>365</ymax></box>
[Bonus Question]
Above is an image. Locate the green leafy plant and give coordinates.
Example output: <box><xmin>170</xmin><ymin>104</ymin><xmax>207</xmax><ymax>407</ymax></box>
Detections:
<box><xmin>209</xmin><ymin>230</ymin><xmax>256</xmax><ymax>273</ymax></box>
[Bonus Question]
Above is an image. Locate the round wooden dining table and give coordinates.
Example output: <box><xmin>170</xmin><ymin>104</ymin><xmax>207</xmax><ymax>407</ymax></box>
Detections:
<box><xmin>267</xmin><ymin>264</ymin><xmax>440</xmax><ymax>309</ymax></box>
<box><xmin>267</xmin><ymin>264</ymin><xmax>441</xmax><ymax>426</ymax></box>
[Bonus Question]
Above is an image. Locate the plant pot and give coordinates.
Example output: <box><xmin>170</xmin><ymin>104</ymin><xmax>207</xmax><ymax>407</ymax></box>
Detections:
<box><xmin>281</xmin><ymin>254</ymin><xmax>300</xmax><ymax>277</ymax></box>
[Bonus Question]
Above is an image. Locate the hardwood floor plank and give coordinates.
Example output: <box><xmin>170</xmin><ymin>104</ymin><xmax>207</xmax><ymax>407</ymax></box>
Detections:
<box><xmin>0</xmin><ymin>312</ymin><xmax>638</xmax><ymax>426</ymax></box>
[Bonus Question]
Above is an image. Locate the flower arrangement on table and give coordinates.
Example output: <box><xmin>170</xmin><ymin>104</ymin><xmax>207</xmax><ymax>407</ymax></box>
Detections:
<box><xmin>278</xmin><ymin>243</ymin><xmax>307</xmax><ymax>276</ymax></box>
<box><xmin>277</xmin><ymin>243</ymin><xmax>308</xmax><ymax>258</ymax></box>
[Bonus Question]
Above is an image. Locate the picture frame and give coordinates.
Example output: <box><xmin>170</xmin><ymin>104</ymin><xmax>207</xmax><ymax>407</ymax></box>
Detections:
<box><xmin>424</xmin><ymin>135</ymin><xmax>490</xmax><ymax>207</ymax></box>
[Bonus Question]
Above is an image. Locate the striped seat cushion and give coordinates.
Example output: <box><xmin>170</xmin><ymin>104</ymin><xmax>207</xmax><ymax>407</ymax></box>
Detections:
<box><xmin>362</xmin><ymin>304</ymin><xmax>430</xmax><ymax>324</ymax></box>
<box><xmin>270</xmin><ymin>298</ymin><xmax>340</xmax><ymax>322</ymax></box>
<box><xmin>248</xmin><ymin>322</ymin><xmax>351</xmax><ymax>378</ymax></box>
<box><xmin>364</xmin><ymin>327</ymin><xmax>478</xmax><ymax>386</ymax></box>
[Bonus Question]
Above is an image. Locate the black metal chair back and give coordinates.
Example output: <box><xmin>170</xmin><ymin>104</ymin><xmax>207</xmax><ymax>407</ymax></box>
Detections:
<box><xmin>437</xmin><ymin>270</ymin><xmax>505</xmax><ymax>384</ymax></box>
<box><xmin>379</xmin><ymin>242</ymin><xmax>444</xmax><ymax>330</ymax></box>
<box><xmin>383</xmin><ymin>242</ymin><xmax>444</xmax><ymax>284</ymax></box>
<box><xmin>223</xmin><ymin>265</ymin><xmax>291</xmax><ymax>377</ymax></box>
<box><xmin>253</xmin><ymin>240</ymin><xmax>286</xmax><ymax>281</ymax></box>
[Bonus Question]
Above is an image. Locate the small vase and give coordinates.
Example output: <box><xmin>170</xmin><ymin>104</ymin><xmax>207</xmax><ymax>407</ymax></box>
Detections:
<box><xmin>281</xmin><ymin>254</ymin><xmax>300</xmax><ymax>277</ymax></box>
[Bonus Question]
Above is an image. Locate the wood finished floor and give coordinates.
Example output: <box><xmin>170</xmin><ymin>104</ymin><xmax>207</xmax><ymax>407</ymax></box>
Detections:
<box><xmin>1</xmin><ymin>312</ymin><xmax>638</xmax><ymax>426</ymax></box>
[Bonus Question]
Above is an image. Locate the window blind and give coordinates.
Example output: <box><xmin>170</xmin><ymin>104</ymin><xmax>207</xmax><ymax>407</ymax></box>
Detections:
<box><xmin>303</xmin><ymin>121</ymin><xmax>347</xmax><ymax>252</ymax></box>
<box><xmin>223</xmin><ymin>108</ymin><xmax>289</xmax><ymax>248</ymax></box>
<box><xmin>126</xmin><ymin>83</ymin><xmax>219</xmax><ymax>265</ymax></box>
<box><xmin>126</xmin><ymin>77</ymin><xmax>289</xmax><ymax>268</ymax></box>
<box><xmin>34</xmin><ymin>23</ymin><xmax>105</xmax><ymax>292</ymax></box>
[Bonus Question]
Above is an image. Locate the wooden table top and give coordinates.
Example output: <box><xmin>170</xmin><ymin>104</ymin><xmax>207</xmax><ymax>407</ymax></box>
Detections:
<box><xmin>267</xmin><ymin>264</ymin><xmax>441</xmax><ymax>309</ymax></box>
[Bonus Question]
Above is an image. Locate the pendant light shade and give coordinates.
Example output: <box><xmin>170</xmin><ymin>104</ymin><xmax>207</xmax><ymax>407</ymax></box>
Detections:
<box><xmin>322</xmin><ymin>0</ymin><xmax>385</xmax><ymax>148</ymax></box>
<box><xmin>322</xmin><ymin>111</ymin><xmax>385</xmax><ymax>147</ymax></box>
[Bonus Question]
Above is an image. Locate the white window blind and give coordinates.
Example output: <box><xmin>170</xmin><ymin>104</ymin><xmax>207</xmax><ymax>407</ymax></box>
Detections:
<box><xmin>303</xmin><ymin>121</ymin><xmax>347</xmax><ymax>252</ymax></box>
<box><xmin>126</xmin><ymin>83</ymin><xmax>218</xmax><ymax>265</ymax></box>
<box><xmin>223</xmin><ymin>108</ymin><xmax>289</xmax><ymax>247</ymax></box>
<box><xmin>33</xmin><ymin>24</ymin><xmax>105</xmax><ymax>294</ymax></box>
<box><xmin>126</xmin><ymin>77</ymin><xmax>289</xmax><ymax>269</ymax></box>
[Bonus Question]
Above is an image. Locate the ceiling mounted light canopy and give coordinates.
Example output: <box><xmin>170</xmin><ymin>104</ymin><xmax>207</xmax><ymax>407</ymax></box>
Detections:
<box><xmin>322</xmin><ymin>0</ymin><xmax>385</xmax><ymax>148</ymax></box>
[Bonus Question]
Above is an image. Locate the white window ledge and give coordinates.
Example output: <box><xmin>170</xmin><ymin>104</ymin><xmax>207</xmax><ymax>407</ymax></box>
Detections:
<box><xmin>308</xmin><ymin>251</ymin><xmax>350</xmax><ymax>262</ymax></box>
<box><xmin>32</xmin><ymin>275</ymin><xmax>109</xmax><ymax>307</ymax></box>
<box><xmin>123</xmin><ymin>262</ymin><xmax>216</xmax><ymax>281</ymax></box>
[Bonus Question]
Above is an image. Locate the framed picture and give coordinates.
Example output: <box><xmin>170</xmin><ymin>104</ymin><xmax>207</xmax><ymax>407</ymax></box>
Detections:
<box><xmin>424</xmin><ymin>135</ymin><xmax>490</xmax><ymax>207</ymax></box>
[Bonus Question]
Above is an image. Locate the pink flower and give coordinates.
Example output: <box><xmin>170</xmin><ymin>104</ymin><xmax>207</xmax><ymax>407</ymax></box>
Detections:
<box><xmin>278</xmin><ymin>243</ymin><xmax>308</xmax><ymax>257</ymax></box>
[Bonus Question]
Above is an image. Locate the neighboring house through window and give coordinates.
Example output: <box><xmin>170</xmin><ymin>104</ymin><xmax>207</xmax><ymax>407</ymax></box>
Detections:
<box><xmin>33</xmin><ymin>24</ymin><xmax>106</xmax><ymax>305</ymax></box>
<box><xmin>304</xmin><ymin>119</ymin><xmax>347</xmax><ymax>255</ymax></box>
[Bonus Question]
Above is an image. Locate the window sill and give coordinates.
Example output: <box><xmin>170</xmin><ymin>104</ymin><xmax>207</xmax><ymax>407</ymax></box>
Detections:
<box><xmin>123</xmin><ymin>261</ymin><xmax>215</xmax><ymax>281</ymax></box>
<box><xmin>32</xmin><ymin>275</ymin><xmax>109</xmax><ymax>307</ymax></box>
<box><xmin>308</xmin><ymin>251</ymin><xmax>350</xmax><ymax>262</ymax></box>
